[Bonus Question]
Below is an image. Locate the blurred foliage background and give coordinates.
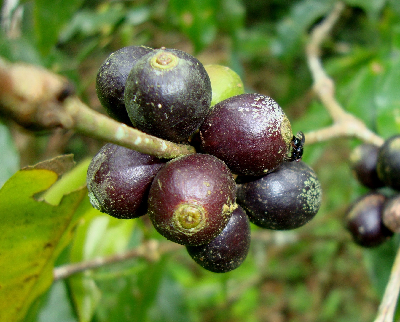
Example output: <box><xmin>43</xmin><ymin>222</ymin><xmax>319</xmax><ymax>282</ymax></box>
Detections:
<box><xmin>2</xmin><ymin>0</ymin><xmax>400</xmax><ymax>321</ymax></box>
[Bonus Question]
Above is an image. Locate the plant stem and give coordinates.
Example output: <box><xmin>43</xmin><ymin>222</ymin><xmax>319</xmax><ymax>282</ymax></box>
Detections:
<box><xmin>305</xmin><ymin>1</ymin><xmax>384</xmax><ymax>147</ymax></box>
<box><xmin>374</xmin><ymin>244</ymin><xmax>400</xmax><ymax>322</ymax></box>
<box><xmin>0</xmin><ymin>58</ymin><xmax>196</xmax><ymax>159</ymax></box>
<box><xmin>53</xmin><ymin>240</ymin><xmax>182</xmax><ymax>281</ymax></box>
<box><xmin>53</xmin><ymin>230</ymin><xmax>347</xmax><ymax>280</ymax></box>
<box><xmin>64</xmin><ymin>96</ymin><xmax>196</xmax><ymax>159</ymax></box>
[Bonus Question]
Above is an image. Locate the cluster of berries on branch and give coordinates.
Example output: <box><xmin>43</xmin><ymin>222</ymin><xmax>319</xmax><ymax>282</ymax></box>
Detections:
<box><xmin>87</xmin><ymin>45</ymin><xmax>322</xmax><ymax>273</ymax></box>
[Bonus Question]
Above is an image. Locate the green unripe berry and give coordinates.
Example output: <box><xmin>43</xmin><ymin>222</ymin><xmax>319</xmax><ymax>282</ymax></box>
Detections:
<box><xmin>204</xmin><ymin>64</ymin><xmax>245</xmax><ymax>106</ymax></box>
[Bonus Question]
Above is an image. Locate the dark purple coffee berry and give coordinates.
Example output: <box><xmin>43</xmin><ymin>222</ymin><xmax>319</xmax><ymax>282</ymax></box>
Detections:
<box><xmin>124</xmin><ymin>48</ymin><xmax>212</xmax><ymax>143</ymax></box>
<box><xmin>345</xmin><ymin>192</ymin><xmax>393</xmax><ymax>247</ymax></box>
<box><xmin>236</xmin><ymin>161</ymin><xmax>322</xmax><ymax>230</ymax></box>
<box><xmin>96</xmin><ymin>45</ymin><xmax>153</xmax><ymax>125</ymax></box>
<box><xmin>349</xmin><ymin>143</ymin><xmax>384</xmax><ymax>189</ymax></box>
<box><xmin>186</xmin><ymin>205</ymin><xmax>250</xmax><ymax>273</ymax></box>
<box><xmin>377</xmin><ymin>135</ymin><xmax>400</xmax><ymax>190</ymax></box>
<box><xmin>199</xmin><ymin>93</ymin><xmax>293</xmax><ymax>176</ymax></box>
<box><xmin>148</xmin><ymin>153</ymin><xmax>237</xmax><ymax>246</ymax></box>
<box><xmin>382</xmin><ymin>194</ymin><xmax>400</xmax><ymax>233</ymax></box>
<box><xmin>87</xmin><ymin>143</ymin><xmax>164</xmax><ymax>219</ymax></box>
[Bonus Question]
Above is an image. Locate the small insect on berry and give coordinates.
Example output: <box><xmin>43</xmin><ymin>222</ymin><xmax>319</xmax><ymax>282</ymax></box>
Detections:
<box><xmin>287</xmin><ymin>131</ymin><xmax>305</xmax><ymax>162</ymax></box>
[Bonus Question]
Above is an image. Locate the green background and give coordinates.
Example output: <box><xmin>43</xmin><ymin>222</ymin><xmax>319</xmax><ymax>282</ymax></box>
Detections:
<box><xmin>1</xmin><ymin>0</ymin><xmax>400</xmax><ymax>321</ymax></box>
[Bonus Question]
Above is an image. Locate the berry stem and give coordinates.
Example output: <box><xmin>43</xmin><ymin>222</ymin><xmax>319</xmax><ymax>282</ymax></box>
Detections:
<box><xmin>64</xmin><ymin>96</ymin><xmax>195</xmax><ymax>159</ymax></box>
<box><xmin>305</xmin><ymin>1</ymin><xmax>384</xmax><ymax>147</ymax></box>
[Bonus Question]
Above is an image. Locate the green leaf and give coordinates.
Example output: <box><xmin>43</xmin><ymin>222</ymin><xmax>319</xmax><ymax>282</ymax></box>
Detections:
<box><xmin>375</xmin><ymin>53</ymin><xmax>400</xmax><ymax>137</ymax></box>
<box><xmin>42</xmin><ymin>157</ymin><xmax>91</xmax><ymax>206</ymax></box>
<box><xmin>217</xmin><ymin>0</ymin><xmax>245</xmax><ymax>36</ymax></box>
<box><xmin>363</xmin><ymin>234</ymin><xmax>400</xmax><ymax>297</ymax></box>
<box><xmin>0</xmin><ymin>162</ymin><xmax>87</xmax><ymax>322</ymax></box>
<box><xmin>33</xmin><ymin>0</ymin><xmax>84</xmax><ymax>55</ymax></box>
<box><xmin>167</xmin><ymin>0</ymin><xmax>218</xmax><ymax>52</ymax></box>
<box><xmin>340</xmin><ymin>63</ymin><xmax>379</xmax><ymax>128</ymax></box>
<box><xmin>133</xmin><ymin>257</ymin><xmax>169</xmax><ymax>322</ymax></box>
<box><xmin>36</xmin><ymin>280</ymin><xmax>77</xmax><ymax>322</ymax></box>
<box><xmin>344</xmin><ymin>0</ymin><xmax>387</xmax><ymax>21</ymax></box>
<box><xmin>272</xmin><ymin>0</ymin><xmax>334</xmax><ymax>58</ymax></box>
<box><xmin>67</xmin><ymin>198</ymin><xmax>136</xmax><ymax>321</ymax></box>
<box><xmin>93</xmin><ymin>256</ymin><xmax>169</xmax><ymax>322</ymax></box>
<box><xmin>389</xmin><ymin>0</ymin><xmax>400</xmax><ymax>15</ymax></box>
<box><xmin>59</xmin><ymin>5</ymin><xmax>126</xmax><ymax>43</ymax></box>
<box><xmin>68</xmin><ymin>269</ymin><xmax>101</xmax><ymax>322</ymax></box>
<box><xmin>148</xmin><ymin>274</ymin><xmax>192</xmax><ymax>322</ymax></box>
<box><xmin>0</xmin><ymin>122</ymin><xmax>19</xmax><ymax>188</ymax></box>
<box><xmin>0</xmin><ymin>35</ymin><xmax>43</xmax><ymax>65</ymax></box>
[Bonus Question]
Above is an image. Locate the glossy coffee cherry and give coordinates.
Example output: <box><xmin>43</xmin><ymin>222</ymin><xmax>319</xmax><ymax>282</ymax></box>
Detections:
<box><xmin>96</xmin><ymin>45</ymin><xmax>153</xmax><ymax>125</ymax></box>
<box><xmin>186</xmin><ymin>205</ymin><xmax>250</xmax><ymax>273</ymax></box>
<box><xmin>87</xmin><ymin>143</ymin><xmax>164</xmax><ymax>219</ymax></box>
<box><xmin>199</xmin><ymin>93</ymin><xmax>293</xmax><ymax>176</ymax></box>
<box><xmin>237</xmin><ymin>161</ymin><xmax>322</xmax><ymax>230</ymax></box>
<box><xmin>125</xmin><ymin>48</ymin><xmax>212</xmax><ymax>143</ymax></box>
<box><xmin>377</xmin><ymin>135</ymin><xmax>400</xmax><ymax>190</ymax></box>
<box><xmin>147</xmin><ymin>153</ymin><xmax>237</xmax><ymax>246</ymax></box>
<box><xmin>345</xmin><ymin>192</ymin><xmax>393</xmax><ymax>248</ymax></box>
<box><xmin>350</xmin><ymin>143</ymin><xmax>384</xmax><ymax>189</ymax></box>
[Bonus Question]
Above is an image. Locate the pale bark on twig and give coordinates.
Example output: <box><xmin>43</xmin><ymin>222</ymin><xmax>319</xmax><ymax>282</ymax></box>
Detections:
<box><xmin>0</xmin><ymin>58</ymin><xmax>195</xmax><ymax>159</ymax></box>
<box><xmin>374</xmin><ymin>245</ymin><xmax>400</xmax><ymax>322</ymax></box>
<box><xmin>305</xmin><ymin>1</ymin><xmax>384</xmax><ymax>147</ymax></box>
<box><xmin>53</xmin><ymin>240</ymin><xmax>182</xmax><ymax>281</ymax></box>
<box><xmin>306</xmin><ymin>3</ymin><xmax>399</xmax><ymax>321</ymax></box>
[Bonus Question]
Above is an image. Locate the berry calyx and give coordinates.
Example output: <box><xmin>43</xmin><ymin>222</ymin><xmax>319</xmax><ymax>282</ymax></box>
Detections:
<box><xmin>174</xmin><ymin>203</ymin><xmax>206</xmax><ymax>231</ymax></box>
<box><xmin>147</xmin><ymin>153</ymin><xmax>237</xmax><ymax>246</ymax></box>
<box><xmin>124</xmin><ymin>48</ymin><xmax>212</xmax><ymax>143</ymax></box>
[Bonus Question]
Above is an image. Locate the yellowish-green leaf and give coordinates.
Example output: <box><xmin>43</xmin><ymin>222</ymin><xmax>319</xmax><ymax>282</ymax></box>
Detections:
<box><xmin>42</xmin><ymin>157</ymin><xmax>91</xmax><ymax>206</ymax></box>
<box><xmin>0</xmin><ymin>165</ymin><xmax>87</xmax><ymax>322</ymax></box>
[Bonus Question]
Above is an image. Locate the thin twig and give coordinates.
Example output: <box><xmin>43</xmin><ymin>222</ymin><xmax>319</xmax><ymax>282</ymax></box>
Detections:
<box><xmin>374</xmin><ymin>245</ymin><xmax>400</xmax><ymax>322</ymax></box>
<box><xmin>306</xmin><ymin>3</ymin><xmax>400</xmax><ymax>321</ymax></box>
<box><xmin>53</xmin><ymin>230</ymin><xmax>349</xmax><ymax>280</ymax></box>
<box><xmin>305</xmin><ymin>1</ymin><xmax>384</xmax><ymax>147</ymax></box>
<box><xmin>53</xmin><ymin>240</ymin><xmax>182</xmax><ymax>281</ymax></box>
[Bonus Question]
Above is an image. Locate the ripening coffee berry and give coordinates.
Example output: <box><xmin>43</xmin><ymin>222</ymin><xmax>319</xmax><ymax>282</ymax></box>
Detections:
<box><xmin>204</xmin><ymin>64</ymin><xmax>245</xmax><ymax>106</ymax></box>
<box><xmin>124</xmin><ymin>48</ymin><xmax>212</xmax><ymax>143</ymax></box>
<box><xmin>382</xmin><ymin>194</ymin><xmax>400</xmax><ymax>233</ymax></box>
<box><xmin>237</xmin><ymin>161</ymin><xmax>322</xmax><ymax>230</ymax></box>
<box><xmin>96</xmin><ymin>45</ymin><xmax>153</xmax><ymax>125</ymax></box>
<box><xmin>87</xmin><ymin>143</ymin><xmax>164</xmax><ymax>219</ymax></box>
<box><xmin>350</xmin><ymin>143</ymin><xmax>384</xmax><ymax>189</ymax></box>
<box><xmin>147</xmin><ymin>153</ymin><xmax>237</xmax><ymax>246</ymax></box>
<box><xmin>199</xmin><ymin>93</ymin><xmax>293</xmax><ymax>176</ymax></box>
<box><xmin>377</xmin><ymin>135</ymin><xmax>400</xmax><ymax>190</ymax></box>
<box><xmin>186</xmin><ymin>205</ymin><xmax>250</xmax><ymax>273</ymax></box>
<box><xmin>345</xmin><ymin>192</ymin><xmax>393</xmax><ymax>248</ymax></box>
